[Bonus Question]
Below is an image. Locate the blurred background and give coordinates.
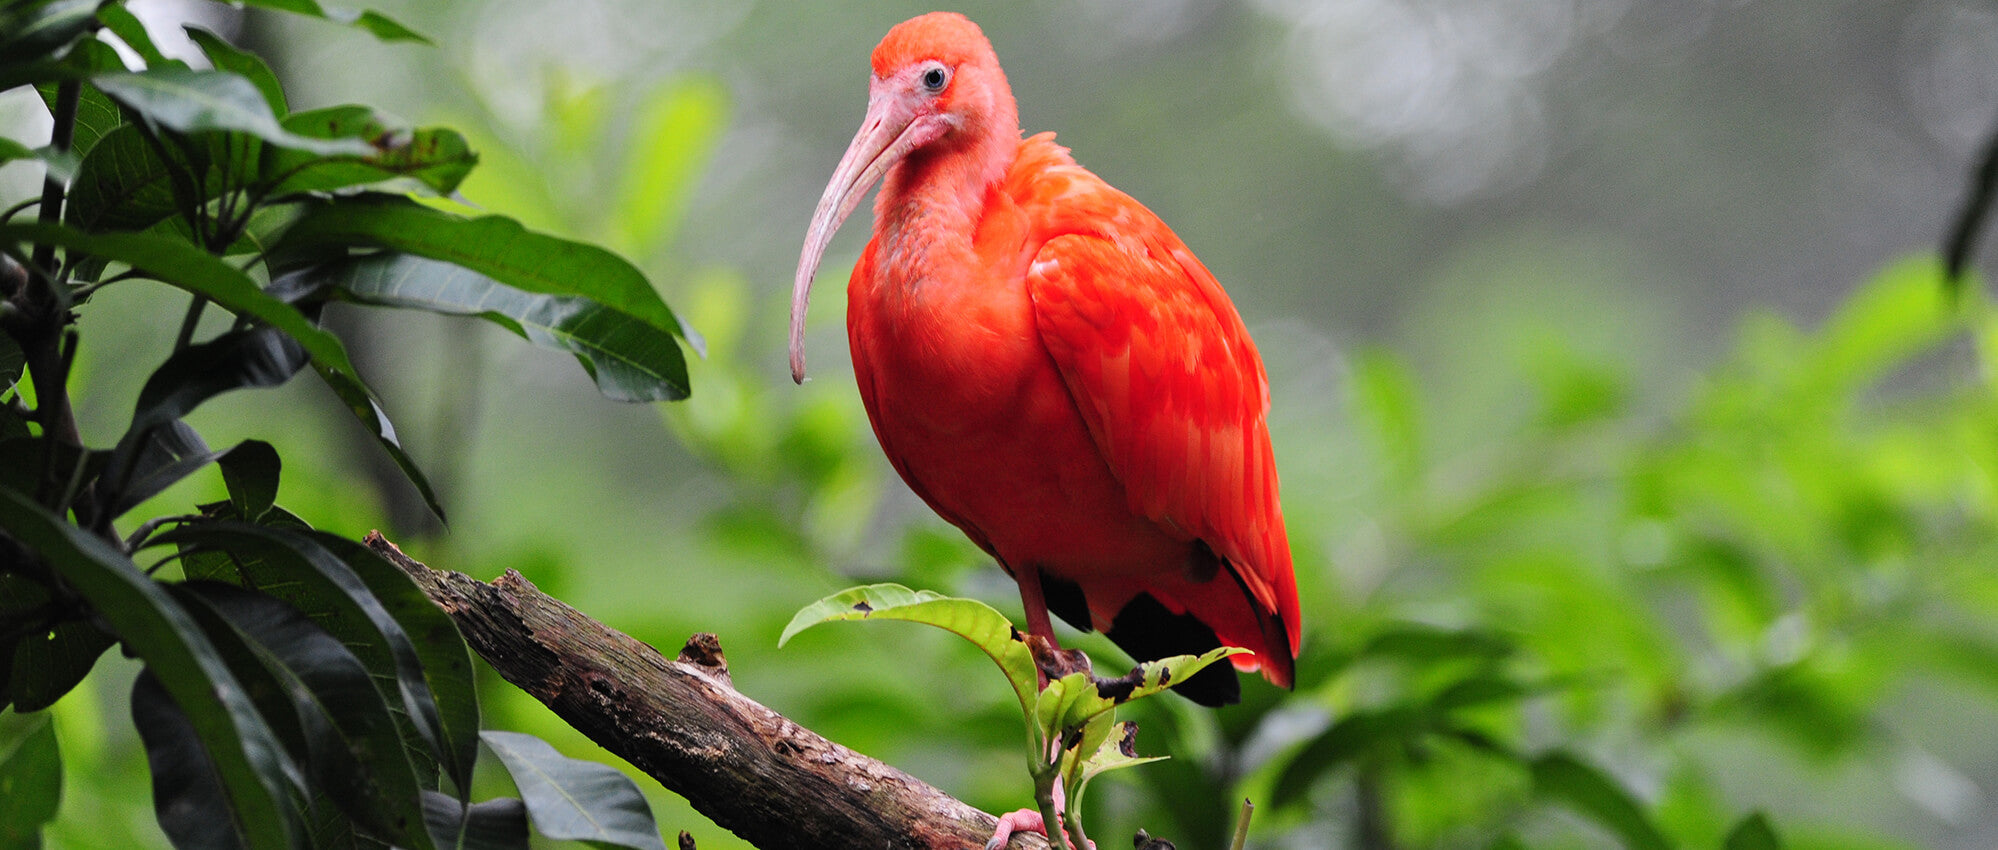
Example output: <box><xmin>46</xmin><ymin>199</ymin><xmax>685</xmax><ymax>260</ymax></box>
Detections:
<box><xmin>8</xmin><ymin>0</ymin><xmax>1998</xmax><ymax>847</ymax></box>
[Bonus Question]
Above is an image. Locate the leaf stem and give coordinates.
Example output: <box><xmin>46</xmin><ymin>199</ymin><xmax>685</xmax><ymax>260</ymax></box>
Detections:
<box><xmin>1228</xmin><ymin>799</ymin><xmax>1254</xmax><ymax>850</ymax></box>
<box><xmin>174</xmin><ymin>292</ymin><xmax>207</xmax><ymax>351</ymax></box>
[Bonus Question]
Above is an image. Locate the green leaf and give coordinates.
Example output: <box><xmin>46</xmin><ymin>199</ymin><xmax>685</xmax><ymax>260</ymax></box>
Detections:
<box><xmin>422</xmin><ymin>792</ymin><xmax>529</xmax><ymax>850</ymax></box>
<box><xmin>63</xmin><ymin>124</ymin><xmax>222</xmax><ymax>234</ymax></box>
<box><xmin>277</xmin><ymin>195</ymin><xmax>700</xmax><ymax>356</ymax></box>
<box><xmin>479</xmin><ymin>731</ymin><xmax>665</xmax><ymax>850</ymax></box>
<box><xmin>263</xmin><ymin>107</ymin><xmax>476</xmax><ymax>198</ymax></box>
<box><xmin>219</xmin><ymin>439</ymin><xmax>281</xmax><ymax>522</ymax></box>
<box><xmin>0</xmin><ymin>0</ymin><xmax>99</xmax><ymax>70</ymax></box>
<box><xmin>96</xmin><ymin>4</ymin><xmax>169</xmax><ymax>68</ymax></box>
<box><xmin>1270</xmin><ymin>708</ymin><xmax>1425</xmax><ymax>809</ymax></box>
<box><xmin>0</xmin><ymin>223</ymin><xmax>443</xmax><ymax>521</ymax></box>
<box><xmin>1074</xmin><ymin>721</ymin><xmax>1165</xmax><ymax>788</ymax></box>
<box><xmin>185</xmin><ymin>27</ymin><xmax>286</xmax><ymax>116</ymax></box>
<box><xmin>781</xmin><ymin>583</ymin><xmax>1040</xmax><ymax>721</ymax></box>
<box><xmin>0</xmin><ymin>712</ymin><xmax>61</xmax><ymax>848</ymax></box>
<box><xmin>95</xmin><ymin>329</ymin><xmax>307</xmax><ymax>519</ymax></box>
<box><xmin>176</xmin><ymin>582</ymin><xmax>433</xmax><ymax>850</ymax></box>
<box><xmin>312</xmin><ymin>533</ymin><xmax>478</xmax><ymax>795</ymax></box>
<box><xmin>1530</xmin><ymin>752</ymin><xmax>1672</xmax><ymax>850</ymax></box>
<box><xmin>310</xmin><ymin>252</ymin><xmax>689</xmax><ymax>402</ymax></box>
<box><xmin>1723</xmin><ymin>813</ymin><xmax>1782</xmax><ymax>850</ymax></box>
<box><xmin>7</xmin><ymin>619</ymin><xmax>115</xmax><ymax>711</ymax></box>
<box><xmin>1043</xmin><ymin>646</ymin><xmax>1245</xmax><ymax>740</ymax></box>
<box><xmin>0</xmin><ymin>486</ymin><xmax>303</xmax><ymax>848</ymax></box>
<box><xmin>151</xmin><ymin>522</ymin><xmax>450</xmax><ymax>790</ymax></box>
<box><xmin>92</xmin><ymin>68</ymin><xmax>373</xmax><ymax>157</ymax></box>
<box><xmin>232</xmin><ymin>0</ymin><xmax>431</xmax><ymax>44</ymax></box>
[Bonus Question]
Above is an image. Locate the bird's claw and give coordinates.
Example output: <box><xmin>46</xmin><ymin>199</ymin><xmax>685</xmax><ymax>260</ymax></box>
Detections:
<box><xmin>982</xmin><ymin>807</ymin><xmax>1095</xmax><ymax>850</ymax></box>
<box><xmin>983</xmin><ymin>808</ymin><xmax>1041</xmax><ymax>850</ymax></box>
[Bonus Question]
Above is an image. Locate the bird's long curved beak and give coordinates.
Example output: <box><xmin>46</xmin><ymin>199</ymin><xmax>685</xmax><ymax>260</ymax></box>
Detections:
<box><xmin>791</xmin><ymin>96</ymin><xmax>926</xmax><ymax>383</ymax></box>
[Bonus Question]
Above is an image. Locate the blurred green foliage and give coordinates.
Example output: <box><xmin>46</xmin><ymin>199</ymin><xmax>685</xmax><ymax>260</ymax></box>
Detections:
<box><xmin>10</xmin><ymin>4</ymin><xmax>1998</xmax><ymax>850</ymax></box>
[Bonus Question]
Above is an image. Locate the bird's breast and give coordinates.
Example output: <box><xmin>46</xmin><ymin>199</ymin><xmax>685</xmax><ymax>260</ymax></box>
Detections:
<box><xmin>847</xmin><ymin>236</ymin><xmax>1186</xmax><ymax>584</ymax></box>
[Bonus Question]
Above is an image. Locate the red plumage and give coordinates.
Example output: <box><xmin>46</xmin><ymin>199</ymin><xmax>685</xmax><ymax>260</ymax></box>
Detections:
<box><xmin>793</xmin><ymin>12</ymin><xmax>1299</xmax><ymax>706</ymax></box>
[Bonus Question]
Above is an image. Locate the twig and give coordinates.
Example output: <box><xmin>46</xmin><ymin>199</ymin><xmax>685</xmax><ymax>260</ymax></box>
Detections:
<box><xmin>1944</xmin><ymin>111</ymin><xmax>1998</xmax><ymax>293</ymax></box>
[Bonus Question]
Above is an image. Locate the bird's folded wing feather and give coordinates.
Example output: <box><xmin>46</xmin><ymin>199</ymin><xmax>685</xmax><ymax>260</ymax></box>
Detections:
<box><xmin>1023</xmin><ymin>210</ymin><xmax>1292</xmax><ymax>616</ymax></box>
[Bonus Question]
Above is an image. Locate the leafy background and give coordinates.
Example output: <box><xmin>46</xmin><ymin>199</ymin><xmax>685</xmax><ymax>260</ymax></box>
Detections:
<box><xmin>5</xmin><ymin>1</ymin><xmax>1998</xmax><ymax>848</ymax></box>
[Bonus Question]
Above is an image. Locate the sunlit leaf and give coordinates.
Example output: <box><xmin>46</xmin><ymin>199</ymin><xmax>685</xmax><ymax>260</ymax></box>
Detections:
<box><xmin>782</xmin><ymin>583</ymin><xmax>1039</xmax><ymax>720</ymax></box>
<box><xmin>480</xmin><ymin>731</ymin><xmax>665</xmax><ymax>850</ymax></box>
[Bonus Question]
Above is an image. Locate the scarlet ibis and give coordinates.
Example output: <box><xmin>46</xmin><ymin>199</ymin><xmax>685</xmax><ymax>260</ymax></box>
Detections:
<box><xmin>792</xmin><ymin>12</ymin><xmax>1299</xmax><ymax>708</ymax></box>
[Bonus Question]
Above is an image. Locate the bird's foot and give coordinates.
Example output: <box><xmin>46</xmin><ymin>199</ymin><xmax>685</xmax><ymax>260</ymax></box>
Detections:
<box><xmin>982</xmin><ymin>808</ymin><xmax>1095</xmax><ymax>850</ymax></box>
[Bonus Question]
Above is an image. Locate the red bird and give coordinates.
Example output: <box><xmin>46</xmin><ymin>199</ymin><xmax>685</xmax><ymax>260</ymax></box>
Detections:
<box><xmin>792</xmin><ymin>12</ymin><xmax>1299</xmax><ymax>708</ymax></box>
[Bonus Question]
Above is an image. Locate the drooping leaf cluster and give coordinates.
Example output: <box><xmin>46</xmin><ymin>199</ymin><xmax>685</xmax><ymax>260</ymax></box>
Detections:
<box><xmin>0</xmin><ymin>3</ymin><xmax>692</xmax><ymax>847</ymax></box>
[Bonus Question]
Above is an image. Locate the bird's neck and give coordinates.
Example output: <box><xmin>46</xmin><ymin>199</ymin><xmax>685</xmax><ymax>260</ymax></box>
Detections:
<box><xmin>874</xmin><ymin>130</ymin><xmax>1018</xmax><ymax>270</ymax></box>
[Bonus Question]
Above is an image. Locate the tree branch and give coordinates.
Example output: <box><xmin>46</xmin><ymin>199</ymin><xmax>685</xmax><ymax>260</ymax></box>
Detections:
<box><xmin>363</xmin><ymin>532</ymin><xmax>1045</xmax><ymax>850</ymax></box>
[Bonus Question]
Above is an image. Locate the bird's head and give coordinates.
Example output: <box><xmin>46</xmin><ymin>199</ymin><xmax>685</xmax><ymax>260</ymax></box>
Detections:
<box><xmin>790</xmin><ymin>12</ymin><xmax>1017</xmax><ymax>383</ymax></box>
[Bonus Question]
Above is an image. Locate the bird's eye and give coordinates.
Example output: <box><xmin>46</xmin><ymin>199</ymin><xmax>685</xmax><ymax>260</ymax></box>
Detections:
<box><xmin>921</xmin><ymin>66</ymin><xmax>949</xmax><ymax>93</ymax></box>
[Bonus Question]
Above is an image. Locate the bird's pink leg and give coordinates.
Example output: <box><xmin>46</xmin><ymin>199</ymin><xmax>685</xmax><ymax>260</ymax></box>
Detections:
<box><xmin>985</xmin><ymin>778</ymin><xmax>1091</xmax><ymax>850</ymax></box>
<box><xmin>1015</xmin><ymin>565</ymin><xmax>1058</xmax><ymax>641</ymax></box>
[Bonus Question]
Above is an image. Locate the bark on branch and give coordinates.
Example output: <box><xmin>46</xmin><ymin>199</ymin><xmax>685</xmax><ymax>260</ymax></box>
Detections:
<box><xmin>363</xmin><ymin>532</ymin><xmax>1046</xmax><ymax>850</ymax></box>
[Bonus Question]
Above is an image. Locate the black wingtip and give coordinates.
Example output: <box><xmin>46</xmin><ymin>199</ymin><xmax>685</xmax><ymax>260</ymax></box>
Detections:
<box><xmin>1107</xmin><ymin>592</ymin><xmax>1240</xmax><ymax>707</ymax></box>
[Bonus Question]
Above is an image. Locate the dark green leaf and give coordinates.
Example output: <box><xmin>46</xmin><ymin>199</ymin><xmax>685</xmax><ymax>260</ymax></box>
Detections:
<box><xmin>422</xmin><ymin>792</ymin><xmax>529</xmax><ymax>850</ymax></box>
<box><xmin>152</xmin><ymin>523</ymin><xmax>449</xmax><ymax>791</ymax></box>
<box><xmin>0</xmin><ymin>138</ymin><xmax>34</xmax><ymax>165</ymax></box>
<box><xmin>480</xmin><ymin>731</ymin><xmax>665</xmax><ymax>850</ymax></box>
<box><xmin>177</xmin><ymin>582</ymin><xmax>433</xmax><ymax>850</ymax></box>
<box><xmin>131</xmin><ymin>670</ymin><xmax>263</xmax><ymax>850</ymax></box>
<box><xmin>105</xmin><ymin>419</ymin><xmax>226</xmax><ymax>519</ymax></box>
<box><xmin>0</xmin><ymin>222</ymin><xmax>440</xmax><ymax>520</ymax></box>
<box><xmin>63</xmin><ymin>123</ymin><xmax>209</xmax><ymax>234</ymax></box>
<box><xmin>34</xmin><ymin>43</ymin><xmax>129</xmax><ymax>159</ymax></box>
<box><xmin>1723</xmin><ymin>812</ymin><xmax>1782</xmax><ymax>850</ymax></box>
<box><xmin>96</xmin><ymin>4</ymin><xmax>169</xmax><ymax>68</ymax></box>
<box><xmin>1530</xmin><ymin>752</ymin><xmax>1672</xmax><ymax>850</ymax></box>
<box><xmin>0</xmin><ymin>487</ymin><xmax>302</xmax><ymax>848</ymax></box>
<box><xmin>277</xmin><ymin>195</ymin><xmax>699</xmax><ymax>356</ymax></box>
<box><xmin>314</xmin><ymin>252</ymin><xmax>688</xmax><ymax>402</ymax></box>
<box><xmin>92</xmin><ymin>68</ymin><xmax>372</xmax><ymax>157</ymax></box>
<box><xmin>0</xmin><ymin>332</ymin><xmax>22</xmax><ymax>395</ymax></box>
<box><xmin>0</xmin><ymin>712</ymin><xmax>61</xmax><ymax>847</ymax></box>
<box><xmin>233</xmin><ymin>0</ymin><xmax>431</xmax><ymax>44</ymax></box>
<box><xmin>263</xmin><ymin>107</ymin><xmax>476</xmax><ymax>198</ymax></box>
<box><xmin>95</xmin><ymin>329</ymin><xmax>306</xmax><ymax>519</ymax></box>
<box><xmin>313</xmin><ymin>534</ymin><xmax>477</xmax><ymax>795</ymax></box>
<box><xmin>1269</xmin><ymin>708</ymin><xmax>1423</xmax><ymax>809</ymax></box>
<box><xmin>218</xmin><ymin>439</ymin><xmax>281</xmax><ymax>522</ymax></box>
<box><xmin>185</xmin><ymin>27</ymin><xmax>286</xmax><ymax>116</ymax></box>
<box><xmin>7</xmin><ymin>619</ymin><xmax>114</xmax><ymax>711</ymax></box>
<box><xmin>0</xmin><ymin>0</ymin><xmax>99</xmax><ymax>71</ymax></box>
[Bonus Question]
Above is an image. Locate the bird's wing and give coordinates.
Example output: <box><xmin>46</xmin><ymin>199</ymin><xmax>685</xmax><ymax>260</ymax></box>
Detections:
<box><xmin>1018</xmin><ymin>161</ymin><xmax>1300</xmax><ymax>661</ymax></box>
